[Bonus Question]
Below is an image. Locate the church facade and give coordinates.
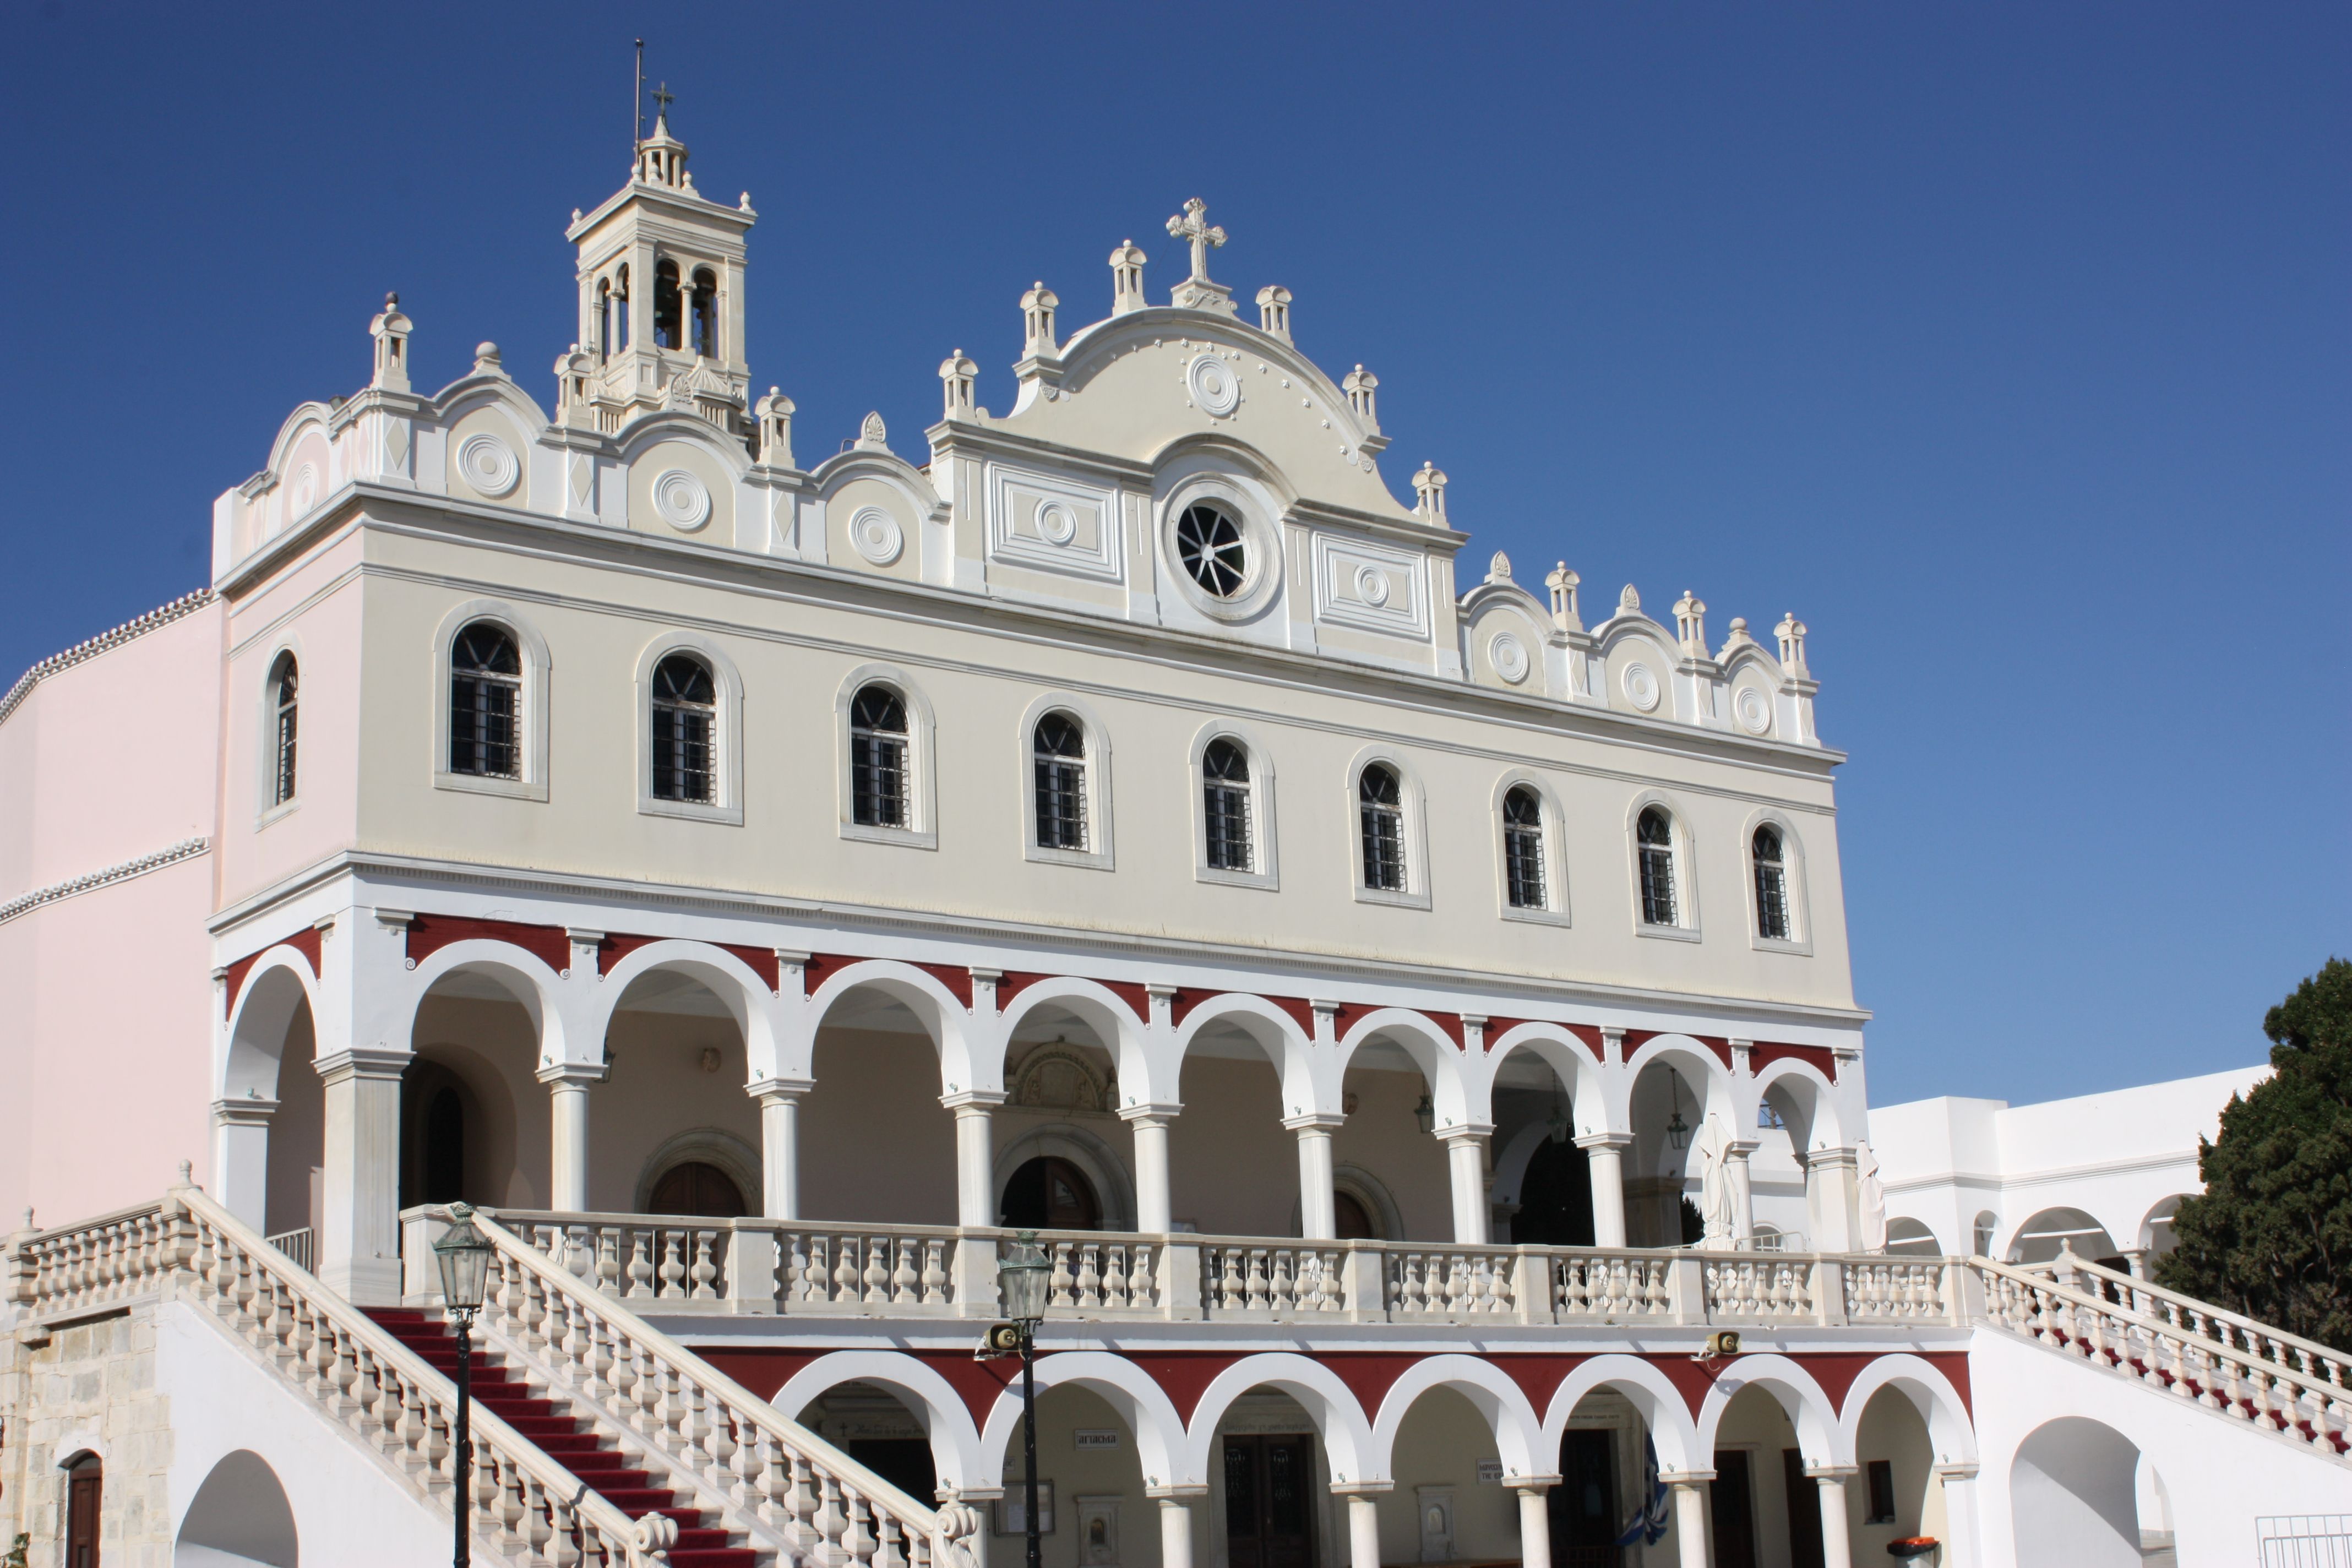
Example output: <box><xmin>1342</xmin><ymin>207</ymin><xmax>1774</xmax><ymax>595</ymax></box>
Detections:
<box><xmin>3</xmin><ymin>112</ymin><xmax>2344</xmax><ymax>1568</ymax></box>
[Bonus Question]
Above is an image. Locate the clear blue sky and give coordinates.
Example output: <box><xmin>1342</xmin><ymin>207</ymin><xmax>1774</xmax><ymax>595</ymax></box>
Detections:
<box><xmin>3</xmin><ymin>3</ymin><xmax>2343</xmax><ymax>1106</ymax></box>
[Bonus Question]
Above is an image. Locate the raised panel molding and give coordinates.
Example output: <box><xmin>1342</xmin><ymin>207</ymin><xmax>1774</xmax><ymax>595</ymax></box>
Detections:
<box><xmin>1311</xmin><ymin>531</ymin><xmax>1430</xmax><ymax>639</ymax></box>
<box><xmin>985</xmin><ymin>464</ymin><xmax>1124</xmax><ymax>583</ymax></box>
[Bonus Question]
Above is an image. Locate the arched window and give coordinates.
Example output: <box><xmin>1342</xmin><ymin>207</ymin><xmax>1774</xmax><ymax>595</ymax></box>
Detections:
<box><xmin>851</xmin><ymin>685</ymin><xmax>910</xmax><ymax>827</ymax></box>
<box><xmin>1636</xmin><ymin>806</ymin><xmax>1677</xmax><ymax>925</ymax></box>
<box><xmin>1202</xmin><ymin>738</ymin><xmax>1253</xmax><ymax>871</ymax></box>
<box><xmin>650</xmin><ymin>654</ymin><xmax>716</xmax><ymax>802</ymax></box>
<box><xmin>1333</xmin><ymin>1190</ymin><xmax>1379</xmax><ymax>1241</ymax></box>
<box><xmin>269</xmin><ymin>654</ymin><xmax>299</xmax><ymax>806</ymax></box>
<box><xmin>1032</xmin><ymin>712</ymin><xmax>1087</xmax><ymax>851</ymax></box>
<box><xmin>597</xmin><ymin>278</ymin><xmax>614</xmax><ymax>357</ymax></box>
<box><xmin>1502</xmin><ymin>785</ymin><xmax>1547</xmax><ymax>909</ymax></box>
<box><xmin>653</xmin><ymin>258</ymin><xmax>683</xmax><ymax>350</ymax></box>
<box><xmin>1175</xmin><ymin>502</ymin><xmax>1247</xmax><ymax>598</ymax></box>
<box><xmin>1752</xmin><ymin>824</ymin><xmax>1792</xmax><ymax>940</ymax></box>
<box><xmin>448</xmin><ymin>622</ymin><xmax>521</xmax><ymax>779</ymax></box>
<box><xmin>1359</xmin><ymin>764</ymin><xmax>1406</xmax><ymax>892</ymax></box>
<box><xmin>690</xmin><ymin>267</ymin><xmax>718</xmax><ymax>358</ymax></box>
<box><xmin>1001</xmin><ymin>1156</ymin><xmax>1101</xmax><ymax>1231</ymax></box>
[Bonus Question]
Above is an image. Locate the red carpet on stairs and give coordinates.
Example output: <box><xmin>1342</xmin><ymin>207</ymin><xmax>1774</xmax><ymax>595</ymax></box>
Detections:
<box><xmin>367</xmin><ymin>1308</ymin><xmax>759</xmax><ymax>1567</ymax></box>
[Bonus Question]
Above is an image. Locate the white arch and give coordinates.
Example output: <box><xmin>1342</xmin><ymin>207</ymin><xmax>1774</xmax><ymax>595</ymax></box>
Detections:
<box><xmin>1836</xmin><ymin>1352</ymin><xmax>1979</xmax><ymax>1468</ymax></box>
<box><xmin>1480</xmin><ymin>1023</ymin><xmax>1612</xmax><ymax>1136</ymax></box>
<box><xmin>977</xmin><ymin>1351</ymin><xmax>1191</xmax><ymax>1490</ymax></box>
<box><xmin>592</xmin><ymin>939</ymin><xmax>785</xmax><ymax>1080</ymax></box>
<box><xmin>1183</xmin><ymin>1353</ymin><xmax>1378</xmax><ymax>1487</ymax></box>
<box><xmin>399</xmin><ymin>939</ymin><xmax>570</xmax><ymax>1065</ymax></box>
<box><xmin>770</xmin><ymin>1351</ymin><xmax>987</xmax><ymax>1494</ymax></box>
<box><xmin>221</xmin><ymin>950</ymin><xmax>320</xmax><ymax>1101</ymax></box>
<box><xmin>1692</xmin><ymin>1352</ymin><xmax>1842</xmax><ymax>1466</ymax></box>
<box><xmin>999</xmin><ymin>977</ymin><xmax>1156</xmax><ymax>1105</ymax></box>
<box><xmin>1171</xmin><ymin>994</ymin><xmax>1317</xmax><ymax>1114</ymax></box>
<box><xmin>1336</xmin><ymin>1009</ymin><xmax>1473</xmax><ymax>1128</ymax></box>
<box><xmin>1541</xmin><ymin>1354</ymin><xmax>1705</xmax><ymax>1474</ymax></box>
<box><xmin>1751</xmin><ymin>1055</ymin><xmax>1845</xmax><ymax>1151</ymax></box>
<box><xmin>806</xmin><ymin>958</ymin><xmax>991</xmax><ymax>1096</ymax></box>
<box><xmin>1619</xmin><ymin>1033</ymin><xmax>1739</xmax><ymax>1133</ymax></box>
<box><xmin>1370</xmin><ymin>1354</ymin><xmax>1545</xmax><ymax>1480</ymax></box>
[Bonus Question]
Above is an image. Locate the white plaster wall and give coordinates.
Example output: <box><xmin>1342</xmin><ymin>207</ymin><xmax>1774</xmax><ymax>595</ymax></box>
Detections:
<box><xmin>1967</xmin><ymin>1325</ymin><xmax>2352</xmax><ymax>1567</ymax></box>
<box><xmin>157</xmin><ymin>1295</ymin><xmax>456</xmax><ymax>1564</ymax></box>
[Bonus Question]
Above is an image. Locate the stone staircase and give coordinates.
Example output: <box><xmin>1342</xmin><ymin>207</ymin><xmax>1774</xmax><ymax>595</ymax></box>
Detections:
<box><xmin>369</xmin><ymin>1307</ymin><xmax>759</xmax><ymax>1567</ymax></box>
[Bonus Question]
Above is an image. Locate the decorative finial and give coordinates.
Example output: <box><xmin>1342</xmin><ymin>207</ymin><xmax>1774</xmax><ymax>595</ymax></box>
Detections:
<box><xmin>177</xmin><ymin>1159</ymin><xmax>193</xmax><ymax>1186</ymax></box>
<box><xmin>1256</xmin><ymin>285</ymin><xmax>1293</xmax><ymax>341</ymax></box>
<box><xmin>939</xmin><ymin>350</ymin><xmax>979</xmax><ymax>420</ymax></box>
<box><xmin>1774</xmin><ymin>612</ymin><xmax>1810</xmax><ymax>674</ymax></box>
<box><xmin>1544</xmin><ymin>563</ymin><xmax>1583</xmax><ymax>632</ymax></box>
<box><xmin>1166</xmin><ymin>197</ymin><xmax>1227</xmax><ymax>282</ymax></box>
<box><xmin>1488</xmin><ymin>551</ymin><xmax>1512</xmax><ymax>582</ymax></box>
<box><xmin>386</xmin><ymin>291</ymin><xmax>399</xmax><ymax>309</ymax></box>
<box><xmin>1411</xmin><ymin>461</ymin><xmax>1449</xmax><ymax>523</ymax></box>
<box><xmin>1673</xmin><ymin>590</ymin><xmax>1708</xmax><ymax>654</ymax></box>
<box><xmin>1020</xmin><ymin>282</ymin><xmax>1060</xmax><ymax>360</ymax></box>
<box><xmin>755</xmin><ymin>388</ymin><xmax>796</xmax><ymax>467</ymax></box>
<box><xmin>473</xmin><ymin>341</ymin><xmax>503</xmax><ymax>373</ymax></box>
<box><xmin>1619</xmin><ymin>584</ymin><xmax>1641</xmax><ymax>613</ymax></box>
<box><xmin>856</xmin><ymin>411</ymin><xmax>890</xmax><ymax>452</ymax></box>
<box><xmin>1109</xmin><ymin>239</ymin><xmax>1148</xmax><ymax>315</ymax></box>
<box><xmin>1342</xmin><ymin>364</ymin><xmax>1378</xmax><ymax>424</ymax></box>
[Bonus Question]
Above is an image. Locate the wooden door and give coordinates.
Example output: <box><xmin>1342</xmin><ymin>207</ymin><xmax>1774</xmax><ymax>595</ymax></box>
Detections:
<box><xmin>1782</xmin><ymin>1450</ymin><xmax>1825</xmax><ymax>1568</ymax></box>
<box><xmin>1223</xmin><ymin>1434</ymin><xmax>1315</xmax><ymax>1568</ymax></box>
<box><xmin>649</xmin><ymin>1161</ymin><xmax>748</xmax><ymax>1218</ymax></box>
<box><xmin>67</xmin><ymin>1465</ymin><xmax>102</xmax><ymax>1568</ymax></box>
<box><xmin>1708</xmin><ymin>1450</ymin><xmax>1756</xmax><ymax>1568</ymax></box>
<box><xmin>1547</xmin><ymin>1429</ymin><xmax>1620</xmax><ymax>1568</ymax></box>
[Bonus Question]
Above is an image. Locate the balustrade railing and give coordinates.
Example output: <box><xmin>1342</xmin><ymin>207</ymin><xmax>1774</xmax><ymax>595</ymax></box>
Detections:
<box><xmin>7</xmin><ymin>1188</ymin><xmax>661</xmax><ymax>1566</ymax></box>
<box><xmin>1970</xmin><ymin>1254</ymin><xmax>2352</xmax><ymax>1462</ymax></box>
<box><xmin>454</xmin><ymin>1207</ymin><xmax>980</xmax><ymax>1568</ymax></box>
<box><xmin>468</xmin><ymin>1211</ymin><xmax>1969</xmax><ymax>1330</ymax></box>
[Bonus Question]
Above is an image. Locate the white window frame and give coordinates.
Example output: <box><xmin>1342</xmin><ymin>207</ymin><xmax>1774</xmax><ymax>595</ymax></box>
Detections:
<box><xmin>1156</xmin><ymin>468</ymin><xmax>1284</xmax><ymax>625</ymax></box>
<box><xmin>1189</xmin><ymin>720</ymin><xmax>1278</xmax><ymax>890</ymax></box>
<box><xmin>633</xmin><ymin>632</ymin><xmax>744</xmax><ymax>826</ymax></box>
<box><xmin>1017</xmin><ymin>693</ymin><xmax>1115</xmax><ymax>871</ymax></box>
<box><xmin>254</xmin><ymin>634</ymin><xmax>304</xmax><ymax>829</ymax></box>
<box><xmin>432</xmin><ymin>599</ymin><xmax>551</xmax><ymax>802</ymax></box>
<box><xmin>1491</xmin><ymin>770</ymin><xmax>1571</xmax><ymax>927</ymax></box>
<box><xmin>1346</xmin><ymin>745</ymin><xmax>1431</xmax><ymax>911</ymax></box>
<box><xmin>1743</xmin><ymin>808</ymin><xmax>1813</xmax><ymax>955</ymax></box>
<box><xmin>835</xmin><ymin>662</ymin><xmax>938</xmax><ymax>850</ymax></box>
<box><xmin>1626</xmin><ymin>791</ymin><xmax>1701</xmax><ymax>941</ymax></box>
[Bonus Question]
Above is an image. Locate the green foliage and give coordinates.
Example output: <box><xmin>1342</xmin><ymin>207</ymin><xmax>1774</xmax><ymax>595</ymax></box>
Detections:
<box><xmin>2153</xmin><ymin>959</ymin><xmax>2352</xmax><ymax>1350</ymax></box>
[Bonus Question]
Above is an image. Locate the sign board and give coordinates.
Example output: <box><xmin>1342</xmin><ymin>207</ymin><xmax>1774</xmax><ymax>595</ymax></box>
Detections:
<box><xmin>1476</xmin><ymin>1459</ymin><xmax>1504</xmax><ymax>1484</ymax></box>
<box><xmin>1075</xmin><ymin>1430</ymin><xmax>1121</xmax><ymax>1450</ymax></box>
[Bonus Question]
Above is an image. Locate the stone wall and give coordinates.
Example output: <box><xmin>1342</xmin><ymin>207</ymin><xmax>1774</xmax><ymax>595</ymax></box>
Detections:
<box><xmin>0</xmin><ymin>1303</ymin><xmax>175</xmax><ymax>1566</ymax></box>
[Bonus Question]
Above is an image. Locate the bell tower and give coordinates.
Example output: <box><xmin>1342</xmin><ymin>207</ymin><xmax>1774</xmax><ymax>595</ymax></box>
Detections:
<box><xmin>564</xmin><ymin>100</ymin><xmax>756</xmax><ymax>435</ymax></box>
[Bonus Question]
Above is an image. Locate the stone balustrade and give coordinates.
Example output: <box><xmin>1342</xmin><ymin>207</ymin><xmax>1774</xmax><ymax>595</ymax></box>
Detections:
<box><xmin>7</xmin><ymin>1188</ymin><xmax>660</xmax><ymax>1566</ymax></box>
<box><xmin>441</xmin><ymin>1208</ymin><xmax>1977</xmax><ymax>1331</ymax></box>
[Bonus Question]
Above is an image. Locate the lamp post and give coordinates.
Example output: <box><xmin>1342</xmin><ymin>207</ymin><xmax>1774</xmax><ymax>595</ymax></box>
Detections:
<box><xmin>997</xmin><ymin>1232</ymin><xmax>1053</xmax><ymax>1568</ymax></box>
<box><xmin>433</xmin><ymin>1202</ymin><xmax>494</xmax><ymax>1568</ymax></box>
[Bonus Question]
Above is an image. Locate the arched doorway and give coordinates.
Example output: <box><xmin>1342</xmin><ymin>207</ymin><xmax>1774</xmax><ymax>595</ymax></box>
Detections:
<box><xmin>649</xmin><ymin>1159</ymin><xmax>749</xmax><ymax>1218</ymax></box>
<box><xmin>1512</xmin><ymin>1136</ymin><xmax>1596</xmax><ymax>1246</ymax></box>
<box><xmin>1001</xmin><ymin>1156</ymin><xmax>1101</xmax><ymax>1230</ymax></box>
<box><xmin>66</xmin><ymin>1453</ymin><xmax>102</xmax><ymax>1568</ymax></box>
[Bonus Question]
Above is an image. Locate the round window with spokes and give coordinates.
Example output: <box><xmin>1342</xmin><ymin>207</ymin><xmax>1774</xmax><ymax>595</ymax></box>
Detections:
<box><xmin>1175</xmin><ymin>502</ymin><xmax>1248</xmax><ymax>599</ymax></box>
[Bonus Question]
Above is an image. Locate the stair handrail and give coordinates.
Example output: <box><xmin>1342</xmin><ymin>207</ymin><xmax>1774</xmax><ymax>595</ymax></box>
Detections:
<box><xmin>1968</xmin><ymin>1253</ymin><xmax>2352</xmax><ymax>1458</ymax></box>
<box><xmin>456</xmin><ymin>1205</ymin><xmax>983</xmax><ymax>1568</ymax></box>
<box><xmin>2011</xmin><ymin>1246</ymin><xmax>2350</xmax><ymax>1390</ymax></box>
<box><xmin>8</xmin><ymin>1188</ymin><xmax>663</xmax><ymax>1567</ymax></box>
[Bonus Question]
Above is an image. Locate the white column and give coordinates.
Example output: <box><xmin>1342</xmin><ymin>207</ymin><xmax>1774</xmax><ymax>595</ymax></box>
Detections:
<box><xmin>211</xmin><ymin>1098</ymin><xmax>277</xmax><ymax>1233</ymax></box>
<box><xmin>1807</xmin><ymin>1148</ymin><xmax>1859</xmax><ymax>1253</ymax></box>
<box><xmin>1332</xmin><ymin>1487</ymin><xmax>1387</xmax><ymax>1568</ymax></box>
<box><xmin>315</xmin><ymin>1047</ymin><xmax>408</xmax><ymax>1305</ymax></box>
<box><xmin>1121</xmin><ymin>1105</ymin><xmax>1178</xmax><ymax>1233</ymax></box>
<box><xmin>945</xmin><ymin>1092</ymin><xmax>1005</xmax><ymax>1228</ymax></box>
<box><xmin>1286</xmin><ymin>1114</ymin><xmax>1343</xmax><ymax>1239</ymax></box>
<box><xmin>1727</xmin><ymin>1141</ymin><xmax>1757</xmax><ymax>1248</ymax></box>
<box><xmin>1512</xmin><ymin>1482</ymin><xmax>1558</xmax><ymax>1568</ymax></box>
<box><xmin>1666</xmin><ymin>1476</ymin><xmax>1712</xmax><ymax>1568</ymax></box>
<box><xmin>1577</xmin><ymin>1133</ymin><xmax>1631</xmax><ymax>1248</ymax></box>
<box><xmin>1436</xmin><ymin>1126</ymin><xmax>1493</xmax><ymax>1245</ymax></box>
<box><xmin>1150</xmin><ymin>1486</ymin><xmax>1205</xmax><ymax>1568</ymax></box>
<box><xmin>1808</xmin><ymin>1468</ymin><xmax>1854</xmax><ymax>1568</ymax></box>
<box><xmin>752</xmin><ymin>1078</ymin><xmax>811</xmax><ymax>1220</ymax></box>
<box><xmin>1934</xmin><ymin>1463</ymin><xmax>1981</xmax><ymax>1568</ymax></box>
<box><xmin>539</xmin><ymin>1064</ymin><xmax>598</xmax><ymax>1211</ymax></box>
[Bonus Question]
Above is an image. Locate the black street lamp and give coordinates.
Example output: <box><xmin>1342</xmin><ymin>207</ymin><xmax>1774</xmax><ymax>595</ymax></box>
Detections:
<box><xmin>996</xmin><ymin>1232</ymin><xmax>1053</xmax><ymax>1568</ymax></box>
<box><xmin>433</xmin><ymin>1202</ymin><xmax>494</xmax><ymax>1568</ymax></box>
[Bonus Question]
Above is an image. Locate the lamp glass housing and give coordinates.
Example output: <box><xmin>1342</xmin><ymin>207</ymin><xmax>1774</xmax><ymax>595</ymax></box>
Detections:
<box><xmin>433</xmin><ymin>1202</ymin><xmax>494</xmax><ymax>1312</ymax></box>
<box><xmin>1665</xmin><ymin>1111</ymin><xmax>1691</xmax><ymax>1152</ymax></box>
<box><xmin>1412</xmin><ymin>1094</ymin><xmax>1435</xmax><ymax>1136</ymax></box>
<box><xmin>998</xmin><ymin>1232</ymin><xmax>1052</xmax><ymax>1324</ymax></box>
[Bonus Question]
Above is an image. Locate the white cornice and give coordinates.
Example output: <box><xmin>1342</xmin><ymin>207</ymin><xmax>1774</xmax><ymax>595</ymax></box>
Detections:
<box><xmin>1878</xmin><ymin>1148</ymin><xmax>2204</xmax><ymax>1193</ymax></box>
<box><xmin>0</xmin><ymin>590</ymin><xmax>215</xmax><ymax>727</ymax></box>
<box><xmin>0</xmin><ymin>838</ymin><xmax>211</xmax><ymax>926</ymax></box>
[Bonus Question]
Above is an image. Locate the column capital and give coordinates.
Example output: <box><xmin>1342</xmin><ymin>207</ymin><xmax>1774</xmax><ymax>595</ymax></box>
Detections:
<box><xmin>747</xmin><ymin>1075</ymin><xmax>815</xmax><ymax>1103</ymax></box>
<box><xmin>941</xmin><ymin>1088</ymin><xmax>1007</xmax><ymax>1112</ymax></box>
<box><xmin>1146</xmin><ymin>1483</ymin><xmax>1211</xmax><ymax>1501</ymax></box>
<box><xmin>1806</xmin><ymin>1146</ymin><xmax>1859</xmax><ymax>1173</ymax></box>
<box><xmin>1931</xmin><ymin>1461</ymin><xmax>1979</xmax><ymax>1481</ymax></box>
<box><xmin>1437</xmin><ymin>1122</ymin><xmax>1495</xmax><ymax>1144</ymax></box>
<box><xmin>1282</xmin><ymin>1110</ymin><xmax>1348</xmax><ymax>1133</ymax></box>
<box><xmin>1574</xmin><ymin>1131</ymin><xmax>1634</xmax><ymax>1152</ymax></box>
<box><xmin>1659</xmin><ymin>1471</ymin><xmax>1717</xmax><ymax>1486</ymax></box>
<box><xmin>967</xmin><ymin>966</ymin><xmax>1005</xmax><ymax>983</ymax></box>
<box><xmin>1144</xmin><ymin>982</ymin><xmax>1181</xmax><ymax>999</ymax></box>
<box><xmin>211</xmin><ymin>1096</ymin><xmax>279</xmax><ymax>1128</ymax></box>
<box><xmin>314</xmin><ymin>1047</ymin><xmax>411</xmax><ymax>1085</ymax></box>
<box><xmin>564</xmin><ymin>925</ymin><xmax>606</xmax><ymax>945</ymax></box>
<box><xmin>1504</xmin><ymin>1473</ymin><xmax>1562</xmax><ymax>1494</ymax></box>
<box><xmin>1803</xmin><ymin>1464</ymin><xmax>1859</xmax><ymax>1481</ymax></box>
<box><xmin>1727</xmin><ymin>1139</ymin><xmax>1761</xmax><ymax>1159</ymax></box>
<box><xmin>372</xmin><ymin>907</ymin><xmax>416</xmax><ymax>931</ymax></box>
<box><xmin>1598</xmin><ymin>1026</ymin><xmax>1626</xmax><ymax>1064</ymax></box>
<box><xmin>1119</xmin><ymin>1100</ymin><xmax>1184</xmax><ymax>1125</ymax></box>
<box><xmin>536</xmin><ymin>1060</ymin><xmax>608</xmax><ymax>1087</ymax></box>
<box><xmin>1327</xmin><ymin>1479</ymin><xmax>1394</xmax><ymax>1498</ymax></box>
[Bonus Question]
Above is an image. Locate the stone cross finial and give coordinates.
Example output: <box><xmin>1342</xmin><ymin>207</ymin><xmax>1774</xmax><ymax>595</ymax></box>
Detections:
<box><xmin>1167</xmin><ymin>197</ymin><xmax>1227</xmax><ymax>281</ymax></box>
<box><xmin>1544</xmin><ymin>563</ymin><xmax>1582</xmax><ymax>631</ymax></box>
<box><xmin>1411</xmin><ymin>461</ymin><xmax>1449</xmax><ymax>522</ymax></box>
<box><xmin>651</xmin><ymin>82</ymin><xmax>674</xmax><ymax>120</ymax></box>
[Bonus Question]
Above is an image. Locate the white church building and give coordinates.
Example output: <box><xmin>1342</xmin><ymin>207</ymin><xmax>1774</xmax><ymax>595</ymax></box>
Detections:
<box><xmin>1</xmin><ymin>110</ymin><xmax>2343</xmax><ymax>1568</ymax></box>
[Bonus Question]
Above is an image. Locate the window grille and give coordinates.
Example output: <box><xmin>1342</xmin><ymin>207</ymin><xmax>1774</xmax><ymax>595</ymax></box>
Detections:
<box><xmin>1175</xmin><ymin>503</ymin><xmax>1247</xmax><ymax>598</ymax></box>
<box><xmin>1202</xmin><ymin>738</ymin><xmax>1253</xmax><ymax>871</ymax></box>
<box><xmin>650</xmin><ymin>654</ymin><xmax>716</xmax><ymax>803</ymax></box>
<box><xmin>270</xmin><ymin>656</ymin><xmax>299</xmax><ymax>805</ymax></box>
<box><xmin>1752</xmin><ymin>824</ymin><xmax>1792</xmax><ymax>940</ymax></box>
<box><xmin>1032</xmin><ymin>712</ymin><xmax>1087</xmax><ymax>851</ymax></box>
<box><xmin>851</xmin><ymin>684</ymin><xmax>910</xmax><ymax>827</ymax></box>
<box><xmin>449</xmin><ymin>622</ymin><xmax>521</xmax><ymax>778</ymax></box>
<box><xmin>1637</xmin><ymin>806</ymin><xmax>1677</xmax><ymax>925</ymax></box>
<box><xmin>1502</xmin><ymin>785</ymin><xmax>1547</xmax><ymax>908</ymax></box>
<box><xmin>1359</xmin><ymin>765</ymin><xmax>1407</xmax><ymax>892</ymax></box>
